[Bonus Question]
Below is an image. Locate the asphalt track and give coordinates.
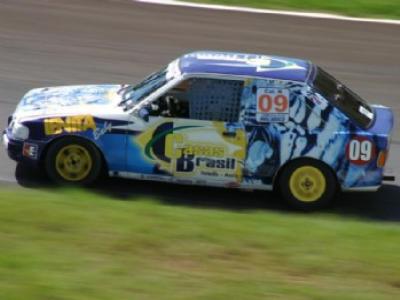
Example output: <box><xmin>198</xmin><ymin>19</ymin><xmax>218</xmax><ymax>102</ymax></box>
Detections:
<box><xmin>0</xmin><ymin>0</ymin><xmax>400</xmax><ymax>218</ymax></box>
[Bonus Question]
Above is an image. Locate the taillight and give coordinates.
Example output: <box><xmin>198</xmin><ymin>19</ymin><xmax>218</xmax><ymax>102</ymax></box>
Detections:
<box><xmin>377</xmin><ymin>150</ymin><xmax>388</xmax><ymax>168</ymax></box>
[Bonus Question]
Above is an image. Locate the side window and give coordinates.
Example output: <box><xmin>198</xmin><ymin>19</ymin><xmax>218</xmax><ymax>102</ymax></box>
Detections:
<box><xmin>148</xmin><ymin>78</ymin><xmax>244</xmax><ymax>122</ymax></box>
<box><xmin>188</xmin><ymin>78</ymin><xmax>243</xmax><ymax>122</ymax></box>
<box><xmin>148</xmin><ymin>80</ymin><xmax>190</xmax><ymax>118</ymax></box>
<box><xmin>312</xmin><ymin>67</ymin><xmax>373</xmax><ymax>128</ymax></box>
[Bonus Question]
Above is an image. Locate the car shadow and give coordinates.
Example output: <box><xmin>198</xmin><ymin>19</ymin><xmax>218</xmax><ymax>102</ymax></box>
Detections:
<box><xmin>15</xmin><ymin>162</ymin><xmax>50</xmax><ymax>188</ymax></box>
<box><xmin>15</xmin><ymin>162</ymin><xmax>400</xmax><ymax>222</ymax></box>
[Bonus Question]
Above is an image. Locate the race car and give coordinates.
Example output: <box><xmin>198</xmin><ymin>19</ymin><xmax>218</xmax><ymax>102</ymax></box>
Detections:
<box><xmin>2</xmin><ymin>51</ymin><xmax>394</xmax><ymax>210</ymax></box>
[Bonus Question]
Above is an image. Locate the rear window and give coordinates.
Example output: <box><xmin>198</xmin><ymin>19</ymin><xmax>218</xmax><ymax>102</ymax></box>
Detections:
<box><xmin>312</xmin><ymin>67</ymin><xmax>374</xmax><ymax>128</ymax></box>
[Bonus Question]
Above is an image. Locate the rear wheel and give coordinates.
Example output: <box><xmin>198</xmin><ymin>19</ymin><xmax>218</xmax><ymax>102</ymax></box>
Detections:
<box><xmin>277</xmin><ymin>159</ymin><xmax>337</xmax><ymax>211</ymax></box>
<box><xmin>45</xmin><ymin>137</ymin><xmax>102</xmax><ymax>185</ymax></box>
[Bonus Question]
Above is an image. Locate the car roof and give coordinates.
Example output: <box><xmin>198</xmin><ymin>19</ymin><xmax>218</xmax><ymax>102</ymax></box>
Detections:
<box><xmin>178</xmin><ymin>51</ymin><xmax>313</xmax><ymax>82</ymax></box>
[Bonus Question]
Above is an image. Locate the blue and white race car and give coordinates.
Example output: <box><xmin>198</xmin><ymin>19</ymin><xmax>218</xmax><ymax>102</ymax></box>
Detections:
<box><xmin>2</xmin><ymin>51</ymin><xmax>394</xmax><ymax>209</ymax></box>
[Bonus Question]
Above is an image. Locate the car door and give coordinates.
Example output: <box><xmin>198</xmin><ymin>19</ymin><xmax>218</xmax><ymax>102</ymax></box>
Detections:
<box><xmin>167</xmin><ymin>118</ymin><xmax>246</xmax><ymax>187</ymax></box>
<box><xmin>240</xmin><ymin>78</ymin><xmax>294</xmax><ymax>186</ymax></box>
<box><xmin>127</xmin><ymin>76</ymin><xmax>247</xmax><ymax>187</ymax></box>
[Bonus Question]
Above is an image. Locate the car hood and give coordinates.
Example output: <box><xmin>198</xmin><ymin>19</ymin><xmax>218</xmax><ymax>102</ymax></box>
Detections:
<box><xmin>14</xmin><ymin>84</ymin><xmax>132</xmax><ymax>120</ymax></box>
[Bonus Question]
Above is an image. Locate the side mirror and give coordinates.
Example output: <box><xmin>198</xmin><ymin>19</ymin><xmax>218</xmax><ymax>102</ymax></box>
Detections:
<box><xmin>138</xmin><ymin>107</ymin><xmax>150</xmax><ymax>122</ymax></box>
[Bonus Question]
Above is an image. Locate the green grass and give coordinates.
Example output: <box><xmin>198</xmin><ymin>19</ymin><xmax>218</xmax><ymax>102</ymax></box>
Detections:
<box><xmin>1</xmin><ymin>187</ymin><xmax>400</xmax><ymax>299</ymax></box>
<box><xmin>190</xmin><ymin>0</ymin><xmax>400</xmax><ymax>19</ymax></box>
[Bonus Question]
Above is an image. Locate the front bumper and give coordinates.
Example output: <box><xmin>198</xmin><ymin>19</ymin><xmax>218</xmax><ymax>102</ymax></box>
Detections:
<box><xmin>2</xmin><ymin>131</ymin><xmax>24</xmax><ymax>161</ymax></box>
<box><xmin>2</xmin><ymin>131</ymin><xmax>9</xmax><ymax>149</ymax></box>
<box><xmin>2</xmin><ymin>130</ymin><xmax>42</xmax><ymax>165</ymax></box>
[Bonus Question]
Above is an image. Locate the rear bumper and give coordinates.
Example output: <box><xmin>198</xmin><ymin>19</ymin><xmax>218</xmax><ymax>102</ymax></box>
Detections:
<box><xmin>383</xmin><ymin>175</ymin><xmax>395</xmax><ymax>181</ymax></box>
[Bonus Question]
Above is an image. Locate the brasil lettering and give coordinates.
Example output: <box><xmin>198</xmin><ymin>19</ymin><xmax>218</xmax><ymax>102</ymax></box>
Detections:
<box><xmin>176</xmin><ymin>154</ymin><xmax>236</xmax><ymax>172</ymax></box>
<box><xmin>44</xmin><ymin>115</ymin><xmax>96</xmax><ymax>135</ymax></box>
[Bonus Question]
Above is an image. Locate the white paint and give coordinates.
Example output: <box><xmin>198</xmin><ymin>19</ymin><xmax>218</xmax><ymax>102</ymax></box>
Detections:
<box><xmin>93</xmin><ymin>122</ymin><xmax>113</xmax><ymax>140</ymax></box>
<box><xmin>342</xmin><ymin>186</ymin><xmax>380</xmax><ymax>192</ymax></box>
<box><xmin>136</xmin><ymin>0</ymin><xmax>400</xmax><ymax>25</ymax></box>
<box><xmin>111</xmin><ymin>171</ymin><xmax>273</xmax><ymax>190</ymax></box>
<box><xmin>2</xmin><ymin>133</ymin><xmax>9</xmax><ymax>149</ymax></box>
<box><xmin>348</xmin><ymin>139</ymin><xmax>373</xmax><ymax>162</ymax></box>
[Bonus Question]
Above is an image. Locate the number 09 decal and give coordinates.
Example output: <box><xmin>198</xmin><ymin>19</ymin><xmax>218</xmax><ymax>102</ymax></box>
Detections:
<box><xmin>256</xmin><ymin>88</ymin><xmax>290</xmax><ymax>123</ymax></box>
<box><xmin>258</xmin><ymin>94</ymin><xmax>288</xmax><ymax>113</ymax></box>
<box><xmin>346</xmin><ymin>138</ymin><xmax>375</xmax><ymax>165</ymax></box>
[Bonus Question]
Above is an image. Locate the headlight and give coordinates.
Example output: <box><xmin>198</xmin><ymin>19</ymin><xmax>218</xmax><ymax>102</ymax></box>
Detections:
<box><xmin>10</xmin><ymin>121</ymin><xmax>29</xmax><ymax>140</ymax></box>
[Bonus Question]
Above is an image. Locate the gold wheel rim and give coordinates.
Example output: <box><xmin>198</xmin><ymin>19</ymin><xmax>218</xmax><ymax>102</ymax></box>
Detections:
<box><xmin>289</xmin><ymin>166</ymin><xmax>326</xmax><ymax>202</ymax></box>
<box><xmin>55</xmin><ymin>144</ymin><xmax>93</xmax><ymax>181</ymax></box>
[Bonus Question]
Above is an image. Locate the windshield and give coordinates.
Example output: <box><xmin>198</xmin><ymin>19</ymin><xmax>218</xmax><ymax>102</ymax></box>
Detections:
<box><xmin>312</xmin><ymin>67</ymin><xmax>374</xmax><ymax>128</ymax></box>
<box><xmin>118</xmin><ymin>67</ymin><xmax>170</xmax><ymax>110</ymax></box>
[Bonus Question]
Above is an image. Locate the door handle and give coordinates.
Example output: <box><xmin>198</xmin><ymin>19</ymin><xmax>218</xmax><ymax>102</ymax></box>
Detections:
<box><xmin>222</xmin><ymin>131</ymin><xmax>236</xmax><ymax>137</ymax></box>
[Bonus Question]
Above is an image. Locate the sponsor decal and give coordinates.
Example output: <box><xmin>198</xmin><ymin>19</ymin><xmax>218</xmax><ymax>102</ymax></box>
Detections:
<box><xmin>136</xmin><ymin>121</ymin><xmax>243</xmax><ymax>180</ymax></box>
<box><xmin>143</xmin><ymin>123</ymin><xmax>201</xmax><ymax>162</ymax></box>
<box><xmin>181</xmin><ymin>144</ymin><xmax>225</xmax><ymax>158</ymax></box>
<box><xmin>44</xmin><ymin>115</ymin><xmax>96</xmax><ymax>135</ymax></box>
<box><xmin>359</xmin><ymin>105</ymin><xmax>374</xmax><ymax>119</ymax></box>
<box><xmin>190</xmin><ymin>52</ymin><xmax>304</xmax><ymax>72</ymax></box>
<box><xmin>22</xmin><ymin>142</ymin><xmax>38</xmax><ymax>159</ymax></box>
<box><xmin>93</xmin><ymin>121</ymin><xmax>112</xmax><ymax>140</ymax></box>
<box><xmin>140</xmin><ymin>174</ymin><xmax>170</xmax><ymax>182</ymax></box>
<box><xmin>176</xmin><ymin>155</ymin><xmax>235</xmax><ymax>172</ymax></box>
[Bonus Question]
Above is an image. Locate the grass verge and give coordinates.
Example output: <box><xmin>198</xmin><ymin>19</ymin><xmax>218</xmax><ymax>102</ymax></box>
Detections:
<box><xmin>1</xmin><ymin>187</ymin><xmax>400</xmax><ymax>299</ymax></box>
<box><xmin>189</xmin><ymin>0</ymin><xmax>400</xmax><ymax>20</ymax></box>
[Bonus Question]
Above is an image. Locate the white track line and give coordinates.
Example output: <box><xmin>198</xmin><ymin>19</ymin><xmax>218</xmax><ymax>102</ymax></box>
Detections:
<box><xmin>135</xmin><ymin>0</ymin><xmax>400</xmax><ymax>25</ymax></box>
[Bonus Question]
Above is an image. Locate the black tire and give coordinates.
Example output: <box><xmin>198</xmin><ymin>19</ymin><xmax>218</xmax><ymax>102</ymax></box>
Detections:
<box><xmin>277</xmin><ymin>158</ymin><xmax>337</xmax><ymax>211</ymax></box>
<box><xmin>45</xmin><ymin>136</ymin><xmax>103</xmax><ymax>185</ymax></box>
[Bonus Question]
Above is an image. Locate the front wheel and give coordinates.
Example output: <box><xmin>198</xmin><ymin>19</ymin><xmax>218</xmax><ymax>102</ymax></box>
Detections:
<box><xmin>45</xmin><ymin>137</ymin><xmax>102</xmax><ymax>185</ymax></box>
<box><xmin>277</xmin><ymin>159</ymin><xmax>337</xmax><ymax>211</ymax></box>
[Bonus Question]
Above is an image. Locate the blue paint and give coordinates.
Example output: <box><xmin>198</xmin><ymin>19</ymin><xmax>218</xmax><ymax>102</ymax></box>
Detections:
<box><xmin>180</xmin><ymin>51</ymin><xmax>312</xmax><ymax>82</ymax></box>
